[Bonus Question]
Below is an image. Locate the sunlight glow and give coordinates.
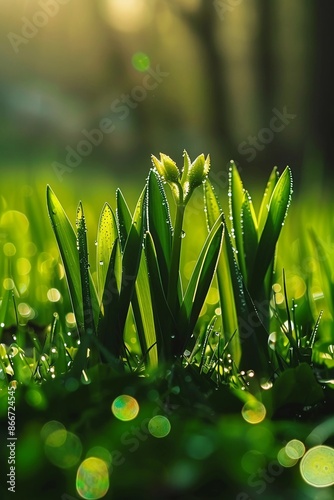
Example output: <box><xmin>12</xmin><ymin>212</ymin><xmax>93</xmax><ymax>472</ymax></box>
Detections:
<box><xmin>101</xmin><ymin>0</ymin><xmax>153</xmax><ymax>33</ymax></box>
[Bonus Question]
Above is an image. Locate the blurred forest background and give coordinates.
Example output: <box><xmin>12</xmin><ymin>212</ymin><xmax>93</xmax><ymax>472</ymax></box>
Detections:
<box><xmin>0</xmin><ymin>0</ymin><xmax>333</xmax><ymax>201</ymax></box>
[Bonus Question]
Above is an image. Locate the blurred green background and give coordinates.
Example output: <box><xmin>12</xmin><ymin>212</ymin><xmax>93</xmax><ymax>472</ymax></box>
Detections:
<box><xmin>1</xmin><ymin>0</ymin><xmax>333</xmax><ymax>200</ymax></box>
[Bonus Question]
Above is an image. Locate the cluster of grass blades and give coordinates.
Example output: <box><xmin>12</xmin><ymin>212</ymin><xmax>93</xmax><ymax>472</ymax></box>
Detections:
<box><xmin>1</xmin><ymin>151</ymin><xmax>333</xmax><ymax>419</ymax></box>
<box><xmin>44</xmin><ymin>152</ymin><xmax>224</xmax><ymax>381</ymax></box>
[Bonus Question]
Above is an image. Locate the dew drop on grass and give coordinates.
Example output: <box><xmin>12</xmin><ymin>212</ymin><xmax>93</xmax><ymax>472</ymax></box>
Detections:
<box><xmin>76</xmin><ymin>457</ymin><xmax>109</xmax><ymax>500</ymax></box>
<box><xmin>111</xmin><ymin>395</ymin><xmax>139</xmax><ymax>421</ymax></box>
<box><xmin>260</xmin><ymin>380</ymin><xmax>273</xmax><ymax>390</ymax></box>
<box><xmin>268</xmin><ymin>332</ymin><xmax>277</xmax><ymax>350</ymax></box>
<box><xmin>181</xmin><ymin>230</ymin><xmax>186</xmax><ymax>238</ymax></box>
<box><xmin>81</xmin><ymin>370</ymin><xmax>91</xmax><ymax>385</ymax></box>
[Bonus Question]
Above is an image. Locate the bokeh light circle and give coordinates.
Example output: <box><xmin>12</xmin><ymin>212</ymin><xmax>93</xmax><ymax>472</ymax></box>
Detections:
<box><xmin>241</xmin><ymin>400</ymin><xmax>266</xmax><ymax>424</ymax></box>
<box><xmin>277</xmin><ymin>447</ymin><xmax>299</xmax><ymax>468</ymax></box>
<box><xmin>42</xmin><ymin>424</ymin><xmax>82</xmax><ymax>469</ymax></box>
<box><xmin>111</xmin><ymin>395</ymin><xmax>139</xmax><ymax>421</ymax></box>
<box><xmin>76</xmin><ymin>457</ymin><xmax>109</xmax><ymax>499</ymax></box>
<box><xmin>300</xmin><ymin>445</ymin><xmax>334</xmax><ymax>487</ymax></box>
<box><xmin>132</xmin><ymin>52</ymin><xmax>150</xmax><ymax>72</ymax></box>
<box><xmin>86</xmin><ymin>447</ymin><xmax>112</xmax><ymax>469</ymax></box>
<box><xmin>286</xmin><ymin>439</ymin><xmax>306</xmax><ymax>460</ymax></box>
<box><xmin>185</xmin><ymin>435</ymin><xmax>215</xmax><ymax>460</ymax></box>
<box><xmin>148</xmin><ymin>415</ymin><xmax>171</xmax><ymax>438</ymax></box>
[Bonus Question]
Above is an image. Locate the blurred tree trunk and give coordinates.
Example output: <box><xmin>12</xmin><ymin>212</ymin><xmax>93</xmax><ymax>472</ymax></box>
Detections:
<box><xmin>178</xmin><ymin>2</ymin><xmax>233</xmax><ymax>153</ymax></box>
<box><xmin>311</xmin><ymin>0</ymin><xmax>334</xmax><ymax>174</ymax></box>
<box><xmin>256</xmin><ymin>0</ymin><xmax>276</xmax><ymax>166</ymax></box>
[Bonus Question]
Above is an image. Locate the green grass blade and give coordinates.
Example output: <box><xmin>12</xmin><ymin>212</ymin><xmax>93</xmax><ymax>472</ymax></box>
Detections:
<box><xmin>96</xmin><ymin>240</ymin><xmax>123</xmax><ymax>361</ymax></box>
<box><xmin>178</xmin><ymin>213</ymin><xmax>224</xmax><ymax>354</ymax></box>
<box><xmin>116</xmin><ymin>189</ymin><xmax>132</xmax><ymax>251</ymax></box>
<box><xmin>203</xmin><ymin>179</ymin><xmax>240</xmax><ymax>363</ymax></box>
<box><xmin>205</xmin><ymin>179</ymin><xmax>270</xmax><ymax>376</ymax></box>
<box><xmin>46</xmin><ymin>185</ymin><xmax>84</xmax><ymax>332</ymax></box>
<box><xmin>249</xmin><ymin>166</ymin><xmax>293</xmax><ymax>297</ymax></box>
<box><xmin>131</xmin><ymin>254</ymin><xmax>158</xmax><ymax>369</ymax></box>
<box><xmin>309</xmin><ymin>229</ymin><xmax>334</xmax><ymax>315</ymax></box>
<box><xmin>145</xmin><ymin>231</ymin><xmax>175</xmax><ymax>359</ymax></box>
<box><xmin>257</xmin><ymin>166</ymin><xmax>279</xmax><ymax>237</ymax></box>
<box><xmin>229</xmin><ymin>161</ymin><xmax>247</xmax><ymax>280</ymax></box>
<box><xmin>76</xmin><ymin>202</ymin><xmax>96</xmax><ymax>335</ymax></box>
<box><xmin>96</xmin><ymin>203</ymin><xmax>118</xmax><ymax>304</ymax></box>
<box><xmin>0</xmin><ymin>287</ymin><xmax>11</xmax><ymax>341</ymax></box>
<box><xmin>147</xmin><ymin>169</ymin><xmax>173</xmax><ymax>291</ymax></box>
<box><xmin>116</xmin><ymin>186</ymin><xmax>158</xmax><ymax>367</ymax></box>
<box><xmin>242</xmin><ymin>190</ymin><xmax>258</xmax><ymax>284</ymax></box>
<box><xmin>118</xmin><ymin>186</ymin><xmax>146</xmax><ymax>334</ymax></box>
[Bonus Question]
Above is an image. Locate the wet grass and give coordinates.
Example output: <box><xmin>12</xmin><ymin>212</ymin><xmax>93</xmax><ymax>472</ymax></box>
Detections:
<box><xmin>0</xmin><ymin>153</ymin><xmax>333</xmax><ymax>498</ymax></box>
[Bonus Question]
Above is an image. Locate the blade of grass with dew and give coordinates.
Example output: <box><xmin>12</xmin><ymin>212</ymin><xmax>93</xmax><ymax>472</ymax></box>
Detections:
<box><xmin>116</xmin><ymin>189</ymin><xmax>132</xmax><ymax>251</ymax></box>
<box><xmin>0</xmin><ymin>344</ymin><xmax>10</xmax><ymax>387</ymax></box>
<box><xmin>257</xmin><ymin>167</ymin><xmax>279</xmax><ymax>300</ymax></box>
<box><xmin>146</xmin><ymin>169</ymin><xmax>173</xmax><ymax>291</ymax></box>
<box><xmin>96</xmin><ymin>240</ymin><xmax>123</xmax><ymax>367</ymax></box>
<box><xmin>241</xmin><ymin>189</ymin><xmax>258</xmax><ymax>284</ymax></box>
<box><xmin>309</xmin><ymin>229</ymin><xmax>334</xmax><ymax>313</ymax></box>
<box><xmin>73</xmin><ymin>202</ymin><xmax>99</xmax><ymax>374</ymax></box>
<box><xmin>145</xmin><ymin>231</ymin><xmax>175</xmax><ymax>360</ymax></box>
<box><xmin>117</xmin><ymin>186</ymin><xmax>146</xmax><ymax>337</ymax></box>
<box><xmin>209</xmin><ymin>188</ymin><xmax>270</xmax><ymax>377</ymax></box>
<box><xmin>76</xmin><ymin>202</ymin><xmax>96</xmax><ymax>336</ymax></box>
<box><xmin>229</xmin><ymin>161</ymin><xmax>247</xmax><ymax>280</ymax></box>
<box><xmin>116</xmin><ymin>186</ymin><xmax>158</xmax><ymax>367</ymax></box>
<box><xmin>97</xmin><ymin>184</ymin><xmax>145</xmax><ymax>365</ymax></box>
<box><xmin>132</xmin><ymin>253</ymin><xmax>158</xmax><ymax>368</ymax></box>
<box><xmin>46</xmin><ymin>186</ymin><xmax>99</xmax><ymax>334</ymax></box>
<box><xmin>8</xmin><ymin>344</ymin><xmax>33</xmax><ymax>384</ymax></box>
<box><xmin>249</xmin><ymin>166</ymin><xmax>293</xmax><ymax>298</ymax></box>
<box><xmin>203</xmin><ymin>179</ymin><xmax>240</xmax><ymax>364</ymax></box>
<box><xmin>0</xmin><ymin>287</ymin><xmax>11</xmax><ymax>341</ymax></box>
<box><xmin>177</xmin><ymin>213</ymin><xmax>224</xmax><ymax>355</ymax></box>
<box><xmin>307</xmin><ymin>230</ymin><xmax>334</xmax><ymax>342</ymax></box>
<box><xmin>96</xmin><ymin>203</ymin><xmax>119</xmax><ymax>305</ymax></box>
<box><xmin>257</xmin><ymin>167</ymin><xmax>279</xmax><ymax>236</ymax></box>
<box><xmin>46</xmin><ymin>312</ymin><xmax>68</xmax><ymax>375</ymax></box>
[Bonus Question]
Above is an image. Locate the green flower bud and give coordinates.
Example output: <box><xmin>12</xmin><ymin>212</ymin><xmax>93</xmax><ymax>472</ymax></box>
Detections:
<box><xmin>182</xmin><ymin>153</ymin><xmax>210</xmax><ymax>203</ymax></box>
<box><xmin>151</xmin><ymin>153</ymin><xmax>180</xmax><ymax>183</ymax></box>
<box><xmin>188</xmin><ymin>154</ymin><xmax>210</xmax><ymax>188</ymax></box>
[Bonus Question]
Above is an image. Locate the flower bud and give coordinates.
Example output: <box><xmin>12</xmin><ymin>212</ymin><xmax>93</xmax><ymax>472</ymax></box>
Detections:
<box><xmin>188</xmin><ymin>154</ymin><xmax>210</xmax><ymax>188</ymax></box>
<box><xmin>182</xmin><ymin>153</ymin><xmax>210</xmax><ymax>203</ymax></box>
<box><xmin>151</xmin><ymin>153</ymin><xmax>180</xmax><ymax>183</ymax></box>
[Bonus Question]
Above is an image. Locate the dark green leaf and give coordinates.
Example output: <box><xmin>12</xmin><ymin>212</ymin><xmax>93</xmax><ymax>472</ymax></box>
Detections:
<box><xmin>178</xmin><ymin>213</ymin><xmax>224</xmax><ymax>353</ymax></box>
<box><xmin>249</xmin><ymin>166</ymin><xmax>293</xmax><ymax>297</ymax></box>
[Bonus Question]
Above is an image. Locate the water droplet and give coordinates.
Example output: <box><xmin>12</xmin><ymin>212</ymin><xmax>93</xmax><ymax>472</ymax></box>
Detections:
<box><xmin>181</xmin><ymin>230</ymin><xmax>186</xmax><ymax>238</ymax></box>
